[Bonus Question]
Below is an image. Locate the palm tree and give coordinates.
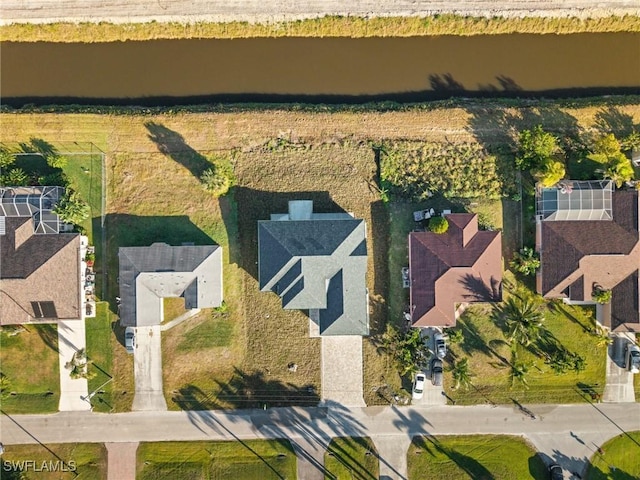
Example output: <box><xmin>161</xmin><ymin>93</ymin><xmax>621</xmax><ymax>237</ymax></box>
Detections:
<box><xmin>509</xmin><ymin>351</ymin><xmax>530</xmax><ymax>389</ymax></box>
<box><xmin>493</xmin><ymin>294</ymin><xmax>545</xmax><ymax>347</ymax></box>
<box><xmin>452</xmin><ymin>358</ymin><xmax>472</xmax><ymax>390</ymax></box>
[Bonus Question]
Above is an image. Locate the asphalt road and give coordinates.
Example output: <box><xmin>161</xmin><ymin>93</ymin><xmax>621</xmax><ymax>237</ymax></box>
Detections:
<box><xmin>1</xmin><ymin>0</ymin><xmax>639</xmax><ymax>24</ymax></box>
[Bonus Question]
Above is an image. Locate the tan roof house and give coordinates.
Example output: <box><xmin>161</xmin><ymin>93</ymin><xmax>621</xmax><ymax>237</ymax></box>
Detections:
<box><xmin>0</xmin><ymin>187</ymin><xmax>82</xmax><ymax>325</ymax></box>
<box><xmin>536</xmin><ymin>180</ymin><xmax>640</xmax><ymax>332</ymax></box>
<box><xmin>409</xmin><ymin>213</ymin><xmax>502</xmax><ymax>328</ymax></box>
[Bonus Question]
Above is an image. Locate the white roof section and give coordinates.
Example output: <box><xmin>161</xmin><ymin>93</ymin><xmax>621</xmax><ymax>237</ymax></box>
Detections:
<box><xmin>118</xmin><ymin>243</ymin><xmax>223</xmax><ymax>327</ymax></box>
<box><xmin>537</xmin><ymin>180</ymin><xmax>614</xmax><ymax>221</ymax></box>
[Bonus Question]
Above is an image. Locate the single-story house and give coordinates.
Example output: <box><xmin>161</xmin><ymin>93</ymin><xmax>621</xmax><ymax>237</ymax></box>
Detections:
<box><xmin>409</xmin><ymin>213</ymin><xmax>502</xmax><ymax>328</ymax></box>
<box><xmin>536</xmin><ymin>180</ymin><xmax>640</xmax><ymax>332</ymax></box>
<box><xmin>0</xmin><ymin>186</ymin><xmax>83</xmax><ymax>325</ymax></box>
<box><xmin>258</xmin><ymin>200</ymin><xmax>369</xmax><ymax>336</ymax></box>
<box><xmin>118</xmin><ymin>242</ymin><xmax>223</xmax><ymax>327</ymax></box>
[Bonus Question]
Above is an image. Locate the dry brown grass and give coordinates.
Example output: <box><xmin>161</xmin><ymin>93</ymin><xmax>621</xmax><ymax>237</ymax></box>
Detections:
<box><xmin>2</xmin><ymin>15</ymin><xmax>639</xmax><ymax>43</ymax></box>
<box><xmin>162</xmin><ymin>297</ymin><xmax>187</xmax><ymax>323</ymax></box>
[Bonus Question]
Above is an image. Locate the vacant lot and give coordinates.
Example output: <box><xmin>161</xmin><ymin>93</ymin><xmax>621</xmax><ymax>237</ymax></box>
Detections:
<box><xmin>0</xmin><ymin>443</ymin><xmax>107</xmax><ymax>480</ymax></box>
<box><xmin>586</xmin><ymin>431</ymin><xmax>640</xmax><ymax>479</ymax></box>
<box><xmin>325</xmin><ymin>437</ymin><xmax>379</xmax><ymax>480</ymax></box>
<box><xmin>408</xmin><ymin>434</ymin><xmax>547</xmax><ymax>479</ymax></box>
<box><xmin>0</xmin><ymin>324</ymin><xmax>60</xmax><ymax>413</ymax></box>
<box><xmin>1</xmin><ymin>99</ymin><xmax>638</xmax><ymax>408</ymax></box>
<box><xmin>137</xmin><ymin>440</ymin><xmax>296</xmax><ymax>480</ymax></box>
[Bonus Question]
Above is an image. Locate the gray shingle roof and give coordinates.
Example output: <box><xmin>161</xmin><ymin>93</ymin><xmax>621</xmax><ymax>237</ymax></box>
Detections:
<box><xmin>258</xmin><ymin>205</ymin><xmax>368</xmax><ymax>336</ymax></box>
<box><xmin>118</xmin><ymin>243</ymin><xmax>223</xmax><ymax>327</ymax></box>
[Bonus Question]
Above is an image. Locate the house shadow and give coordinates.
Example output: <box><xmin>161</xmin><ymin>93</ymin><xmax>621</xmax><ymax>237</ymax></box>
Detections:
<box><xmin>232</xmin><ymin>187</ymin><xmax>345</xmax><ymax>281</ymax></box>
<box><xmin>145</xmin><ymin>121</ymin><xmax>212</xmax><ymax>179</ymax></box>
<box><xmin>103</xmin><ymin>213</ymin><xmax>217</xmax><ymax>313</ymax></box>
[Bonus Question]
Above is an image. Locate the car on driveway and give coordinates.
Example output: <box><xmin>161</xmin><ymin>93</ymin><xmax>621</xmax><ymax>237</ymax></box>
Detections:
<box><xmin>431</xmin><ymin>359</ymin><xmax>443</xmax><ymax>386</ymax></box>
<box><xmin>125</xmin><ymin>327</ymin><xmax>135</xmax><ymax>354</ymax></box>
<box><xmin>625</xmin><ymin>344</ymin><xmax>640</xmax><ymax>373</ymax></box>
<box><xmin>434</xmin><ymin>333</ymin><xmax>447</xmax><ymax>359</ymax></box>
<box><xmin>412</xmin><ymin>373</ymin><xmax>426</xmax><ymax>400</ymax></box>
<box><xmin>548</xmin><ymin>464</ymin><xmax>563</xmax><ymax>480</ymax></box>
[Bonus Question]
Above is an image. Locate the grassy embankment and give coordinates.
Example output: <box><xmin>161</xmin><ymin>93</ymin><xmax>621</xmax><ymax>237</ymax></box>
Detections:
<box><xmin>407</xmin><ymin>435</ymin><xmax>547</xmax><ymax>479</ymax></box>
<box><xmin>137</xmin><ymin>440</ymin><xmax>296</xmax><ymax>479</ymax></box>
<box><xmin>1</xmin><ymin>99</ymin><xmax>638</xmax><ymax>408</ymax></box>
<box><xmin>2</xmin><ymin>14</ymin><xmax>640</xmax><ymax>43</ymax></box>
<box><xmin>0</xmin><ymin>443</ymin><xmax>107</xmax><ymax>480</ymax></box>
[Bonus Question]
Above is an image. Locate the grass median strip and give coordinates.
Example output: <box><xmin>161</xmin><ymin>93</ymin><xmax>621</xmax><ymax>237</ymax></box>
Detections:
<box><xmin>137</xmin><ymin>440</ymin><xmax>296</xmax><ymax>480</ymax></box>
<box><xmin>325</xmin><ymin>437</ymin><xmax>379</xmax><ymax>480</ymax></box>
<box><xmin>586</xmin><ymin>431</ymin><xmax>640</xmax><ymax>479</ymax></box>
<box><xmin>408</xmin><ymin>434</ymin><xmax>546</xmax><ymax>480</ymax></box>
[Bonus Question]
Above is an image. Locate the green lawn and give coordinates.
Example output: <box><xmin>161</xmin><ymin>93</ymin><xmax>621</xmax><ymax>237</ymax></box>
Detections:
<box><xmin>137</xmin><ymin>440</ymin><xmax>297</xmax><ymax>480</ymax></box>
<box><xmin>446</xmin><ymin>299</ymin><xmax>607</xmax><ymax>405</ymax></box>
<box><xmin>324</xmin><ymin>437</ymin><xmax>379</xmax><ymax>480</ymax></box>
<box><xmin>408</xmin><ymin>435</ymin><xmax>547</xmax><ymax>480</ymax></box>
<box><xmin>0</xmin><ymin>324</ymin><xmax>60</xmax><ymax>413</ymax></box>
<box><xmin>0</xmin><ymin>443</ymin><xmax>107</xmax><ymax>480</ymax></box>
<box><xmin>177</xmin><ymin>310</ymin><xmax>234</xmax><ymax>352</ymax></box>
<box><xmin>586</xmin><ymin>431</ymin><xmax>640</xmax><ymax>479</ymax></box>
<box><xmin>85</xmin><ymin>302</ymin><xmax>115</xmax><ymax>412</ymax></box>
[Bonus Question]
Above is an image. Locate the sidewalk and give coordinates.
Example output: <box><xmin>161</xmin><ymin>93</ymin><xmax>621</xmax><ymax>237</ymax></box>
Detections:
<box><xmin>57</xmin><ymin>320</ymin><xmax>91</xmax><ymax>412</ymax></box>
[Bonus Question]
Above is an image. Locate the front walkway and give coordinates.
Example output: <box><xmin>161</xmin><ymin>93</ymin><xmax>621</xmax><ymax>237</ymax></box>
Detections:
<box><xmin>320</xmin><ymin>336</ymin><xmax>366</xmax><ymax>407</ymax></box>
<box><xmin>106</xmin><ymin>442</ymin><xmax>138</xmax><ymax>480</ymax></box>
<box><xmin>57</xmin><ymin>320</ymin><xmax>91</xmax><ymax>411</ymax></box>
<box><xmin>602</xmin><ymin>333</ymin><xmax>636</xmax><ymax>403</ymax></box>
<box><xmin>132</xmin><ymin>325</ymin><xmax>167</xmax><ymax>411</ymax></box>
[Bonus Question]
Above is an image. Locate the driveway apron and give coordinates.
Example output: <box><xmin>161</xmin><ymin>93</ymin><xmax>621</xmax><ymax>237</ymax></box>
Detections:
<box><xmin>602</xmin><ymin>334</ymin><xmax>636</xmax><ymax>403</ymax></box>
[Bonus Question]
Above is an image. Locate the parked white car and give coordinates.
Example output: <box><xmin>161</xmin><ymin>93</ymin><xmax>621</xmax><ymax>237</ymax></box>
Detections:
<box><xmin>412</xmin><ymin>373</ymin><xmax>426</xmax><ymax>400</ymax></box>
<box><xmin>125</xmin><ymin>327</ymin><xmax>135</xmax><ymax>354</ymax></box>
<box><xmin>625</xmin><ymin>344</ymin><xmax>640</xmax><ymax>374</ymax></box>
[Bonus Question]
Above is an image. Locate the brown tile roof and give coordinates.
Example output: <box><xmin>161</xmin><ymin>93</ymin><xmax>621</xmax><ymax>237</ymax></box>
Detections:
<box><xmin>539</xmin><ymin>190</ymin><xmax>640</xmax><ymax>330</ymax></box>
<box><xmin>0</xmin><ymin>217</ymin><xmax>81</xmax><ymax>325</ymax></box>
<box><xmin>611</xmin><ymin>270</ymin><xmax>639</xmax><ymax>332</ymax></box>
<box><xmin>409</xmin><ymin>214</ymin><xmax>502</xmax><ymax>327</ymax></box>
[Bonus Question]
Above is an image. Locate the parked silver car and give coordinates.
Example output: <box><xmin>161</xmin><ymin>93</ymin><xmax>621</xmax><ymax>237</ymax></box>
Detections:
<box><xmin>125</xmin><ymin>327</ymin><xmax>135</xmax><ymax>354</ymax></box>
<box><xmin>434</xmin><ymin>333</ymin><xmax>447</xmax><ymax>359</ymax></box>
<box><xmin>625</xmin><ymin>344</ymin><xmax>640</xmax><ymax>374</ymax></box>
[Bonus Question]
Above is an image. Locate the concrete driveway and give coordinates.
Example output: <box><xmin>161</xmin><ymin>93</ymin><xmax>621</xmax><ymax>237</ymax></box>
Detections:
<box><xmin>602</xmin><ymin>333</ymin><xmax>636</xmax><ymax>403</ymax></box>
<box><xmin>57</xmin><ymin>320</ymin><xmax>91</xmax><ymax>411</ymax></box>
<box><xmin>321</xmin><ymin>336</ymin><xmax>365</xmax><ymax>407</ymax></box>
<box><xmin>132</xmin><ymin>326</ymin><xmax>167</xmax><ymax>411</ymax></box>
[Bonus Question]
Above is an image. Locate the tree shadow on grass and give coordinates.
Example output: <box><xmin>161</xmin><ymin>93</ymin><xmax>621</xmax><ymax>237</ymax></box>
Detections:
<box><xmin>413</xmin><ymin>435</ymin><xmax>495</xmax><ymax>479</ymax></box>
<box><xmin>34</xmin><ymin>323</ymin><xmax>59</xmax><ymax>353</ymax></box>
<box><xmin>145</xmin><ymin>121</ymin><xmax>211</xmax><ymax>179</ymax></box>
<box><xmin>325</xmin><ymin>436</ymin><xmax>379</xmax><ymax>480</ymax></box>
<box><xmin>593</xmin><ymin>106</ymin><xmax>637</xmax><ymax>139</ymax></box>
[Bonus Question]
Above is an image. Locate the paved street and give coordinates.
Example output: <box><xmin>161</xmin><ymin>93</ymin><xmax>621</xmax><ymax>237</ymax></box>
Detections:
<box><xmin>1</xmin><ymin>0</ymin><xmax>639</xmax><ymax>25</ymax></box>
<box><xmin>2</xmin><ymin>403</ymin><xmax>638</xmax><ymax>478</ymax></box>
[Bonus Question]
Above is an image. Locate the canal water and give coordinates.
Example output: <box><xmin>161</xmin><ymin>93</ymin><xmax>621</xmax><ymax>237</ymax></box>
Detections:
<box><xmin>2</xmin><ymin>33</ymin><xmax>639</xmax><ymax>101</ymax></box>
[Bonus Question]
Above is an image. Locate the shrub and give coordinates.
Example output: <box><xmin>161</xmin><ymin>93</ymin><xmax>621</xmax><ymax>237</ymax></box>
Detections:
<box><xmin>532</xmin><ymin>159</ymin><xmax>566</xmax><ymax>187</ymax></box>
<box><xmin>38</xmin><ymin>171</ymin><xmax>68</xmax><ymax>187</ymax></box>
<box><xmin>509</xmin><ymin>247</ymin><xmax>540</xmax><ymax>276</ymax></box>
<box><xmin>1</xmin><ymin>168</ymin><xmax>29</xmax><ymax>186</ymax></box>
<box><xmin>54</xmin><ymin>190</ymin><xmax>90</xmax><ymax>225</ymax></box>
<box><xmin>592</xmin><ymin>287</ymin><xmax>612</xmax><ymax>305</ymax></box>
<box><xmin>0</xmin><ymin>150</ymin><xmax>16</xmax><ymax>168</ymax></box>
<box><xmin>428</xmin><ymin>216</ymin><xmax>449</xmax><ymax>234</ymax></box>
<box><xmin>515</xmin><ymin>125</ymin><xmax>561</xmax><ymax>171</ymax></box>
<box><xmin>46</xmin><ymin>154</ymin><xmax>68</xmax><ymax>169</ymax></box>
<box><xmin>588</xmin><ymin>133</ymin><xmax>635</xmax><ymax>187</ymax></box>
<box><xmin>200</xmin><ymin>155</ymin><xmax>235</xmax><ymax>198</ymax></box>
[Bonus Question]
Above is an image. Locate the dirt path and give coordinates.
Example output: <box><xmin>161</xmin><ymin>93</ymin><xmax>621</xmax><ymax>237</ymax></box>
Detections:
<box><xmin>1</xmin><ymin>0</ymin><xmax>639</xmax><ymax>25</ymax></box>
